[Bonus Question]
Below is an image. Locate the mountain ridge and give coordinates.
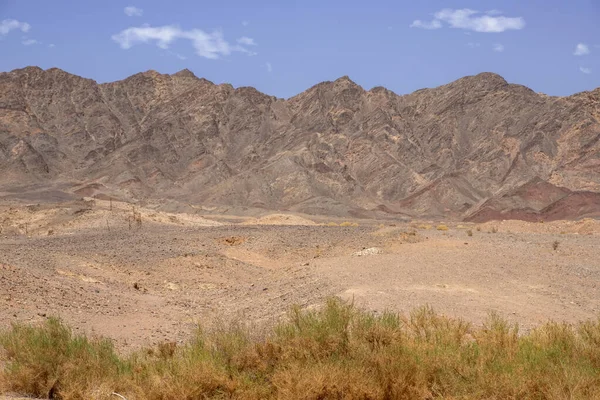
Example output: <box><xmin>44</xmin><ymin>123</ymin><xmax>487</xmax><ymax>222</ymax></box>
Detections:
<box><xmin>1</xmin><ymin>66</ymin><xmax>599</xmax><ymax>221</ymax></box>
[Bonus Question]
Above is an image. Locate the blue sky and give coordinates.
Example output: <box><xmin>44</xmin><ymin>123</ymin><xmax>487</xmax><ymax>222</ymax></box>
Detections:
<box><xmin>1</xmin><ymin>0</ymin><xmax>599</xmax><ymax>98</ymax></box>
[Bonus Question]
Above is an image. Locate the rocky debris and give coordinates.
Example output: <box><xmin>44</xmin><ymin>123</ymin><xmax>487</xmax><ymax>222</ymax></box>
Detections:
<box><xmin>353</xmin><ymin>247</ymin><xmax>383</xmax><ymax>256</ymax></box>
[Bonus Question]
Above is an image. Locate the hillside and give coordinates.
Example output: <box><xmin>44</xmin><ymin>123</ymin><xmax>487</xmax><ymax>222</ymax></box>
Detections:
<box><xmin>1</xmin><ymin>66</ymin><xmax>599</xmax><ymax>220</ymax></box>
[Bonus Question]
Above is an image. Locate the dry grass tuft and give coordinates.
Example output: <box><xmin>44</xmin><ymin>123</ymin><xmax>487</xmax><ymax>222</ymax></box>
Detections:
<box><xmin>2</xmin><ymin>299</ymin><xmax>600</xmax><ymax>399</ymax></box>
<box><xmin>436</xmin><ymin>224</ymin><xmax>449</xmax><ymax>231</ymax></box>
<box><xmin>340</xmin><ymin>221</ymin><xmax>359</xmax><ymax>227</ymax></box>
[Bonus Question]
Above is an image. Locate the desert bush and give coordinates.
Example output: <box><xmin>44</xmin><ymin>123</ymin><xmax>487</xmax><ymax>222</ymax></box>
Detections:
<box><xmin>0</xmin><ymin>317</ymin><xmax>128</xmax><ymax>399</ymax></box>
<box><xmin>436</xmin><ymin>224</ymin><xmax>449</xmax><ymax>231</ymax></box>
<box><xmin>466</xmin><ymin>229</ymin><xmax>473</xmax><ymax>237</ymax></box>
<box><xmin>2</xmin><ymin>300</ymin><xmax>600</xmax><ymax>399</ymax></box>
<box><xmin>490</xmin><ymin>226</ymin><xmax>498</xmax><ymax>233</ymax></box>
<box><xmin>553</xmin><ymin>240</ymin><xmax>560</xmax><ymax>250</ymax></box>
<box><xmin>340</xmin><ymin>221</ymin><xmax>359</xmax><ymax>227</ymax></box>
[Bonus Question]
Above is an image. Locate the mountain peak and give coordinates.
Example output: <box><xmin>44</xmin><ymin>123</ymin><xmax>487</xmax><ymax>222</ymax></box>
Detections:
<box><xmin>172</xmin><ymin>69</ymin><xmax>198</xmax><ymax>79</ymax></box>
<box><xmin>335</xmin><ymin>75</ymin><xmax>354</xmax><ymax>83</ymax></box>
<box><xmin>472</xmin><ymin>72</ymin><xmax>507</xmax><ymax>84</ymax></box>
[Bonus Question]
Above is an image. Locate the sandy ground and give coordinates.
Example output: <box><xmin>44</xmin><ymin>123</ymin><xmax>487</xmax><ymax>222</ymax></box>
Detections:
<box><xmin>0</xmin><ymin>201</ymin><xmax>599</xmax><ymax>354</ymax></box>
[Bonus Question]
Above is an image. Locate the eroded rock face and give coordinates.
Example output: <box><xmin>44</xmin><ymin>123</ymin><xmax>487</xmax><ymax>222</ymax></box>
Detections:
<box><xmin>1</xmin><ymin>67</ymin><xmax>599</xmax><ymax>220</ymax></box>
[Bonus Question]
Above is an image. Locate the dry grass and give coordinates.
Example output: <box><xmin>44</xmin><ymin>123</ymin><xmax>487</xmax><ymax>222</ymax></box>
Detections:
<box><xmin>340</xmin><ymin>221</ymin><xmax>359</xmax><ymax>227</ymax></box>
<box><xmin>436</xmin><ymin>224</ymin><xmax>449</xmax><ymax>231</ymax></box>
<box><xmin>2</xmin><ymin>299</ymin><xmax>600</xmax><ymax>399</ymax></box>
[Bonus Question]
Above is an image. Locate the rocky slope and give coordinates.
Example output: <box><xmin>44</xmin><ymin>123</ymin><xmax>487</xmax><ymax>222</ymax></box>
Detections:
<box><xmin>1</xmin><ymin>66</ymin><xmax>599</xmax><ymax>220</ymax></box>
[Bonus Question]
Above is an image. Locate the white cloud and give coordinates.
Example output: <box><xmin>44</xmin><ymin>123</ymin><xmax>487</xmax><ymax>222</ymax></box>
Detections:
<box><xmin>112</xmin><ymin>24</ymin><xmax>255</xmax><ymax>59</ymax></box>
<box><xmin>48</xmin><ymin>43</ymin><xmax>55</xmax><ymax>48</ymax></box>
<box><xmin>573</xmin><ymin>43</ymin><xmax>590</xmax><ymax>56</ymax></box>
<box><xmin>124</xmin><ymin>6</ymin><xmax>143</xmax><ymax>17</ymax></box>
<box><xmin>436</xmin><ymin>9</ymin><xmax>525</xmax><ymax>32</ymax></box>
<box><xmin>580</xmin><ymin>66</ymin><xmax>592</xmax><ymax>74</ymax></box>
<box><xmin>242</xmin><ymin>20</ymin><xmax>249</xmax><ymax>27</ymax></box>
<box><xmin>266</xmin><ymin>62</ymin><xmax>272</xmax><ymax>73</ymax></box>
<box><xmin>411</xmin><ymin>9</ymin><xmax>525</xmax><ymax>33</ymax></box>
<box><xmin>237</xmin><ymin>36</ymin><xmax>257</xmax><ymax>46</ymax></box>
<box><xmin>0</xmin><ymin>19</ymin><xmax>30</xmax><ymax>35</ymax></box>
<box><xmin>22</xmin><ymin>38</ymin><xmax>38</xmax><ymax>46</ymax></box>
<box><xmin>493</xmin><ymin>43</ymin><xmax>505</xmax><ymax>52</ymax></box>
<box><xmin>409</xmin><ymin>19</ymin><xmax>442</xmax><ymax>30</ymax></box>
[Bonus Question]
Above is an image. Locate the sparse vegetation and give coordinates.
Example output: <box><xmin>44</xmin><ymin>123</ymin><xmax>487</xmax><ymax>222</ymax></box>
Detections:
<box><xmin>490</xmin><ymin>226</ymin><xmax>498</xmax><ymax>233</ymax></box>
<box><xmin>553</xmin><ymin>240</ymin><xmax>560</xmax><ymax>250</ymax></box>
<box><xmin>476</xmin><ymin>225</ymin><xmax>481</xmax><ymax>232</ymax></box>
<box><xmin>325</xmin><ymin>221</ymin><xmax>339</xmax><ymax>226</ymax></box>
<box><xmin>436</xmin><ymin>224</ymin><xmax>449</xmax><ymax>231</ymax></box>
<box><xmin>2</xmin><ymin>299</ymin><xmax>600</xmax><ymax>399</ymax></box>
<box><xmin>466</xmin><ymin>229</ymin><xmax>473</xmax><ymax>237</ymax></box>
<box><xmin>128</xmin><ymin>206</ymin><xmax>142</xmax><ymax>229</ymax></box>
<box><xmin>417</xmin><ymin>224</ymin><xmax>432</xmax><ymax>230</ymax></box>
<box><xmin>339</xmin><ymin>221</ymin><xmax>359</xmax><ymax>227</ymax></box>
<box><xmin>399</xmin><ymin>230</ymin><xmax>422</xmax><ymax>243</ymax></box>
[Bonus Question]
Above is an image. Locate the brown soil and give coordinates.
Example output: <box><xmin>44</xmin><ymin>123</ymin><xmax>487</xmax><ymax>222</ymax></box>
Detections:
<box><xmin>1</xmin><ymin>202</ymin><xmax>599</xmax><ymax>353</ymax></box>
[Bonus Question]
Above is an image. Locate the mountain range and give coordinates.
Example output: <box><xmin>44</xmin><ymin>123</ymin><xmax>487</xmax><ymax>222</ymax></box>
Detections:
<box><xmin>1</xmin><ymin>66</ymin><xmax>599</xmax><ymax>221</ymax></box>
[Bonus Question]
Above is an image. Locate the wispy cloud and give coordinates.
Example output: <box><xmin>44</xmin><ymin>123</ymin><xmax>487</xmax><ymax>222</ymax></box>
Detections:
<box><xmin>22</xmin><ymin>38</ymin><xmax>38</xmax><ymax>46</ymax></box>
<box><xmin>112</xmin><ymin>24</ymin><xmax>256</xmax><ymax>59</ymax></box>
<box><xmin>467</xmin><ymin>42</ymin><xmax>480</xmax><ymax>48</ymax></box>
<box><xmin>579</xmin><ymin>66</ymin><xmax>592</xmax><ymax>74</ymax></box>
<box><xmin>409</xmin><ymin>19</ymin><xmax>442</xmax><ymax>30</ymax></box>
<box><xmin>0</xmin><ymin>19</ymin><xmax>30</xmax><ymax>35</ymax></box>
<box><xmin>411</xmin><ymin>9</ymin><xmax>525</xmax><ymax>33</ymax></box>
<box><xmin>237</xmin><ymin>36</ymin><xmax>257</xmax><ymax>46</ymax></box>
<box><xmin>242</xmin><ymin>20</ymin><xmax>249</xmax><ymax>27</ymax></box>
<box><xmin>573</xmin><ymin>43</ymin><xmax>590</xmax><ymax>56</ymax></box>
<box><xmin>124</xmin><ymin>6</ymin><xmax>143</xmax><ymax>17</ymax></box>
<box><xmin>48</xmin><ymin>43</ymin><xmax>55</xmax><ymax>48</ymax></box>
<box><xmin>493</xmin><ymin>43</ymin><xmax>505</xmax><ymax>52</ymax></box>
<box><xmin>266</xmin><ymin>62</ymin><xmax>272</xmax><ymax>73</ymax></box>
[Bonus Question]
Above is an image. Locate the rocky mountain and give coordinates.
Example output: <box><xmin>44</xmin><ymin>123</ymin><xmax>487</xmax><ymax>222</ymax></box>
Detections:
<box><xmin>1</xmin><ymin>66</ymin><xmax>599</xmax><ymax>220</ymax></box>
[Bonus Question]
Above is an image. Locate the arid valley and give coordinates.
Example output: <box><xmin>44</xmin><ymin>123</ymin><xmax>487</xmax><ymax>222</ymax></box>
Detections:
<box><xmin>1</xmin><ymin>199</ymin><xmax>598</xmax><ymax>352</ymax></box>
